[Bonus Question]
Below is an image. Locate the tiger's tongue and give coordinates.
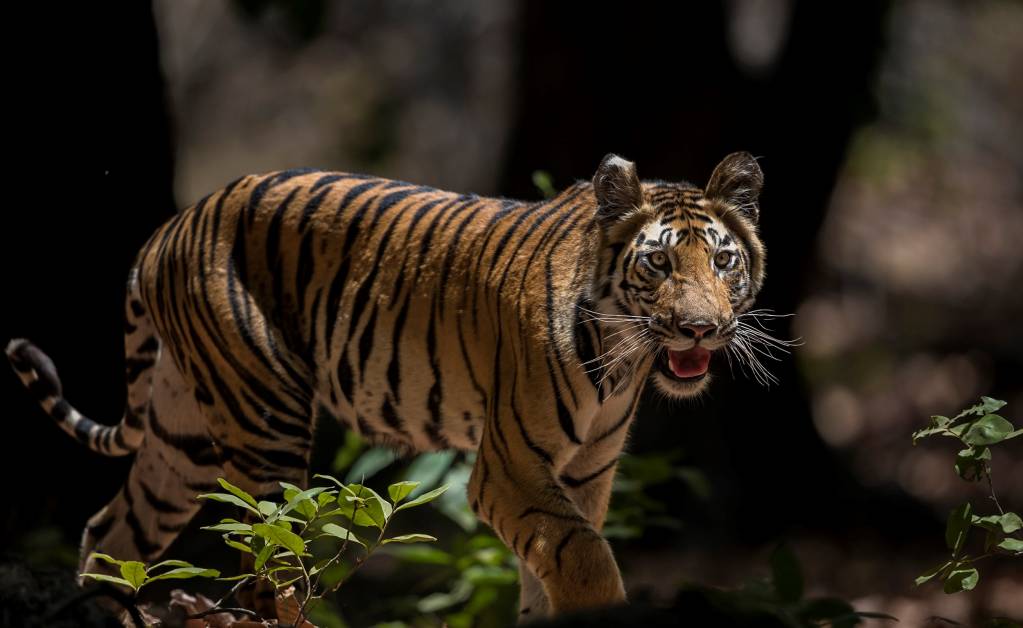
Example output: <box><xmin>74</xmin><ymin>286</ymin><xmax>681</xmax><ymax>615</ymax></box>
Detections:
<box><xmin>668</xmin><ymin>347</ymin><xmax>711</xmax><ymax>378</ymax></box>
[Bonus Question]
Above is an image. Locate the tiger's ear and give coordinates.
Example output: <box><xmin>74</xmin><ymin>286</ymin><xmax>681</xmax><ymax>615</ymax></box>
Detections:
<box><xmin>706</xmin><ymin>152</ymin><xmax>763</xmax><ymax>222</ymax></box>
<box><xmin>593</xmin><ymin>154</ymin><xmax>644</xmax><ymax>228</ymax></box>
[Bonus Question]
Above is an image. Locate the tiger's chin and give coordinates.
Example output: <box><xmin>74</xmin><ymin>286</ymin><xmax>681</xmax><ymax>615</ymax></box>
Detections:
<box><xmin>650</xmin><ymin>346</ymin><xmax>714</xmax><ymax>398</ymax></box>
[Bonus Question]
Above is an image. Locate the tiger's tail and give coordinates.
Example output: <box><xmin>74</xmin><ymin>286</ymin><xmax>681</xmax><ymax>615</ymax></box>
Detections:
<box><xmin>6</xmin><ymin>268</ymin><xmax>156</xmax><ymax>457</ymax></box>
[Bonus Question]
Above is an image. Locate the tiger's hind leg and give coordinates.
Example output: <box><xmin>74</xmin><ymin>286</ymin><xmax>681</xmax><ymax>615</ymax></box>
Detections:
<box><xmin>80</xmin><ymin>349</ymin><xmax>223</xmax><ymax>578</ymax></box>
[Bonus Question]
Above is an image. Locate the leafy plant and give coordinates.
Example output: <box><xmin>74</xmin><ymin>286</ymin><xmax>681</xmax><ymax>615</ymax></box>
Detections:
<box><xmin>82</xmin><ymin>555</ymin><xmax>219</xmax><ymax>594</ymax></box>
<box><xmin>83</xmin><ymin>474</ymin><xmax>446</xmax><ymax>626</ymax></box>
<box><xmin>329</xmin><ymin>446</ymin><xmax>519</xmax><ymax>627</ymax></box>
<box><xmin>912</xmin><ymin>396</ymin><xmax>1022</xmax><ymax>593</ymax></box>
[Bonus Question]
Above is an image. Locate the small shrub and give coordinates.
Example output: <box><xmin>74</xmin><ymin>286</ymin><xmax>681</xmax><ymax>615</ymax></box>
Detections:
<box><xmin>912</xmin><ymin>396</ymin><xmax>1022</xmax><ymax>593</ymax></box>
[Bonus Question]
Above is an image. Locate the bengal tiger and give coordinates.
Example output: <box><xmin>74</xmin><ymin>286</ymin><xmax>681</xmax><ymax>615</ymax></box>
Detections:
<box><xmin>7</xmin><ymin>152</ymin><xmax>768</xmax><ymax>619</ymax></box>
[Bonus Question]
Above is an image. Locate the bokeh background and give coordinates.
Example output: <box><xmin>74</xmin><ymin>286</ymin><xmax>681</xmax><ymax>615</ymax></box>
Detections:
<box><xmin>3</xmin><ymin>1</ymin><xmax>1021</xmax><ymax>626</ymax></box>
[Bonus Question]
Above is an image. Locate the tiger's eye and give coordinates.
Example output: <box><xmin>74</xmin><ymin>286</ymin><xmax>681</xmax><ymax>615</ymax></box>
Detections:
<box><xmin>648</xmin><ymin>251</ymin><xmax>668</xmax><ymax>269</ymax></box>
<box><xmin>714</xmin><ymin>251</ymin><xmax>734</xmax><ymax>269</ymax></box>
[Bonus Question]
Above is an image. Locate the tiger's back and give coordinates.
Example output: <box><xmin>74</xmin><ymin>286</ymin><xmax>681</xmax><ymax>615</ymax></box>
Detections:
<box><xmin>138</xmin><ymin>170</ymin><xmax>600</xmax><ymax>458</ymax></box>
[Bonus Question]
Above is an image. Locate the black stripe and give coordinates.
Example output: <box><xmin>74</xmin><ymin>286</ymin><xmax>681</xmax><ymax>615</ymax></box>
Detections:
<box><xmin>522</xmin><ymin>531</ymin><xmax>536</xmax><ymax>560</ymax></box>
<box><xmin>380</xmin><ymin>396</ymin><xmax>410</xmax><ymax>439</ymax></box>
<box><xmin>554</xmin><ymin>528</ymin><xmax>580</xmax><ymax>570</ymax></box>
<box><xmin>122</xmin><ymin>486</ymin><xmax>163</xmax><ymax>558</ymax></box>
<box><xmin>86</xmin><ymin>514</ymin><xmax>116</xmax><ymax>541</ymax></box>
<box><xmin>137</xmin><ymin>479</ymin><xmax>191</xmax><ymax>514</ymax></box>
<box><xmin>548</xmin><ymin>359</ymin><xmax>581</xmax><ymax>444</ymax></box>
<box><xmin>387</xmin><ymin>295</ymin><xmax>412</xmax><ymax>403</ymax></box>
<box><xmin>593</xmin><ymin>389</ymin><xmax>642</xmax><ymax>443</ymax></box>
<box><xmin>510</xmin><ymin>392</ymin><xmax>553</xmax><ymax>465</ymax></box>
<box><xmin>297</xmin><ymin>187</ymin><xmax>330</xmax><ymax>232</ymax></box>
<box><xmin>238</xmin><ymin>388</ymin><xmax>312</xmax><ymax>441</ymax></box>
<box><xmin>357</xmin><ymin>305</ymin><xmax>379</xmax><ymax>379</ymax></box>
<box><xmin>124</xmin><ymin>356</ymin><xmax>155</xmax><ymax>384</ymax></box>
<box><xmin>560</xmin><ymin>457</ymin><xmax>618</xmax><ymax>488</ymax></box>
<box><xmin>518</xmin><ymin>506</ymin><xmax>583</xmax><ymax>523</ymax></box>
<box><xmin>147</xmin><ymin>405</ymin><xmax>221</xmax><ymax>467</ymax></box>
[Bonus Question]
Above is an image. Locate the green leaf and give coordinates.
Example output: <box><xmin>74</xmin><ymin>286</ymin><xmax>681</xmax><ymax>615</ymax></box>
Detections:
<box><xmin>972</xmin><ymin>512</ymin><xmax>1022</xmax><ymax>534</ymax></box>
<box><xmin>276</xmin><ymin>486</ymin><xmax>328</xmax><ymax>520</ymax></box>
<box><xmin>955</xmin><ymin>397</ymin><xmax>1007</xmax><ymax>421</ymax></box>
<box><xmin>384</xmin><ymin>545</ymin><xmax>454</xmax><ymax>565</ymax></box>
<box><xmin>201</xmin><ymin>522</ymin><xmax>253</xmax><ymax>533</ymax></box>
<box><xmin>217</xmin><ymin>573</ymin><xmax>255</xmax><ymax>582</ymax></box>
<box><xmin>395</xmin><ymin>485</ymin><xmax>450</xmax><ymax>512</ymax></box>
<box><xmin>313</xmin><ymin>473</ymin><xmax>345</xmax><ymax>488</ymax></box>
<box><xmin>402</xmin><ymin>451</ymin><xmax>456</xmax><ymax>497</ymax></box>
<box><xmin>339</xmin><ymin>484</ymin><xmax>391</xmax><ymax>528</ymax></box>
<box><xmin>257</xmin><ymin>501</ymin><xmax>277</xmax><ymax>517</ymax></box>
<box><xmin>532</xmin><ymin>170</ymin><xmax>557</xmax><ymax>199</ymax></box>
<box><xmin>930</xmin><ymin>415</ymin><xmax>952</xmax><ymax>428</ymax></box>
<box><xmin>198</xmin><ymin>492</ymin><xmax>259</xmax><ymax>515</ymax></box>
<box><xmin>223</xmin><ymin>537</ymin><xmax>253</xmax><ymax>554</ymax></box>
<box><xmin>963</xmin><ymin>415</ymin><xmax>1014</xmax><ymax>446</ymax></box>
<box><xmin>81</xmin><ymin>573</ymin><xmax>133</xmax><ymax>588</ymax></box>
<box><xmin>948</xmin><ymin>423</ymin><xmax>970</xmax><ymax>437</ymax></box>
<box><xmin>463</xmin><ymin>564</ymin><xmax>518</xmax><ymax>586</ymax></box>
<box><xmin>996</xmin><ymin>538</ymin><xmax>1023</xmax><ymax>554</ymax></box>
<box><xmin>146</xmin><ymin>567</ymin><xmax>220</xmax><ymax>583</ymax></box>
<box><xmin>946</xmin><ymin>503</ymin><xmax>973</xmax><ymax>555</ymax></box>
<box><xmin>345</xmin><ymin>447</ymin><xmax>398</xmax><ymax>484</ymax></box>
<box><xmin>388</xmin><ymin>481</ymin><xmax>420</xmax><ymax>504</ymax></box>
<box><xmin>915</xmin><ymin>561</ymin><xmax>952</xmax><ymax>586</ymax></box>
<box><xmin>254</xmin><ymin>543</ymin><xmax>275</xmax><ymax>571</ymax></box>
<box><xmin>119</xmin><ymin>561</ymin><xmax>147</xmax><ymax>590</ymax></box>
<box><xmin>217</xmin><ymin>478</ymin><xmax>259</xmax><ymax>509</ymax></box>
<box><xmin>252</xmin><ymin>523</ymin><xmax>307</xmax><ymax>558</ymax></box>
<box><xmin>321</xmin><ymin>522</ymin><xmax>366</xmax><ymax>547</ymax></box>
<box><xmin>331</xmin><ymin>430</ymin><xmax>366</xmax><ymax>473</ymax></box>
<box><xmin>954</xmin><ymin>447</ymin><xmax>991</xmax><ymax>481</ymax></box>
<box><xmin>89</xmin><ymin>552</ymin><xmax>125</xmax><ymax>568</ymax></box>
<box><xmin>416</xmin><ymin>579</ymin><xmax>473</xmax><ymax>613</ymax></box>
<box><xmin>943</xmin><ymin>568</ymin><xmax>979</xmax><ymax>593</ymax></box>
<box><xmin>149</xmin><ymin>559</ymin><xmax>193</xmax><ymax>571</ymax></box>
<box><xmin>317</xmin><ymin>491</ymin><xmax>338</xmax><ymax>508</ymax></box>
<box><xmin>912</xmin><ymin>426</ymin><xmax>950</xmax><ymax>444</ymax></box>
<box><xmin>280</xmin><ymin>481</ymin><xmax>303</xmax><ymax>494</ymax></box>
<box><xmin>383</xmin><ymin>533</ymin><xmax>438</xmax><ymax>544</ymax></box>
<box><xmin>769</xmin><ymin>544</ymin><xmax>803</xmax><ymax>603</ymax></box>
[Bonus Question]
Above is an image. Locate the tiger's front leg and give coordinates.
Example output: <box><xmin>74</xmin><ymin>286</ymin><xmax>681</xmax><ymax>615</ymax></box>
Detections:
<box><xmin>467</xmin><ymin>412</ymin><xmax>626</xmax><ymax>618</ymax></box>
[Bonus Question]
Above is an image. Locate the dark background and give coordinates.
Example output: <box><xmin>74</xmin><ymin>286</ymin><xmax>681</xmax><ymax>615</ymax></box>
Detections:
<box><xmin>3</xmin><ymin>1</ymin><xmax>1021</xmax><ymax>624</ymax></box>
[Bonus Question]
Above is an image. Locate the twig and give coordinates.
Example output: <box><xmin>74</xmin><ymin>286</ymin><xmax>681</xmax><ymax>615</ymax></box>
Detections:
<box><xmin>985</xmin><ymin>468</ymin><xmax>1005</xmax><ymax>515</ymax></box>
<box><xmin>187</xmin><ymin>606</ymin><xmax>262</xmax><ymax>620</ymax></box>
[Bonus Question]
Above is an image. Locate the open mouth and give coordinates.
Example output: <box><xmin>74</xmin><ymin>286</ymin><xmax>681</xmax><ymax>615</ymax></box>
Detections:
<box><xmin>658</xmin><ymin>346</ymin><xmax>712</xmax><ymax>382</ymax></box>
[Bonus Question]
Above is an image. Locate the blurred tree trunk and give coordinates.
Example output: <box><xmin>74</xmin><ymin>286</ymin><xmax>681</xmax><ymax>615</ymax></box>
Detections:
<box><xmin>499</xmin><ymin>1</ymin><xmax>921</xmax><ymax>541</ymax></box>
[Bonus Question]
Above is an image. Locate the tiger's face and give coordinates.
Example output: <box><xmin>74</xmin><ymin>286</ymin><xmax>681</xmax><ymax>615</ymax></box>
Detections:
<box><xmin>591</xmin><ymin>153</ymin><xmax>766</xmax><ymax>398</ymax></box>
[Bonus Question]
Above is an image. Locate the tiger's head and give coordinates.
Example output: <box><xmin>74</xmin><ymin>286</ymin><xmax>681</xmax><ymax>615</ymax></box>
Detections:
<box><xmin>590</xmin><ymin>152</ymin><xmax>767</xmax><ymax>398</ymax></box>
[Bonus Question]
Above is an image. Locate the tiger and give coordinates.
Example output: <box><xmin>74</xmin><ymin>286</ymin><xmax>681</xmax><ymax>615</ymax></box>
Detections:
<box><xmin>6</xmin><ymin>151</ymin><xmax>766</xmax><ymax>619</ymax></box>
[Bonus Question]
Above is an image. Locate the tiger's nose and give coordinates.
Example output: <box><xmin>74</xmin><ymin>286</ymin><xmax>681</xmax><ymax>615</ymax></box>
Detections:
<box><xmin>679</xmin><ymin>323</ymin><xmax>717</xmax><ymax>339</ymax></box>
